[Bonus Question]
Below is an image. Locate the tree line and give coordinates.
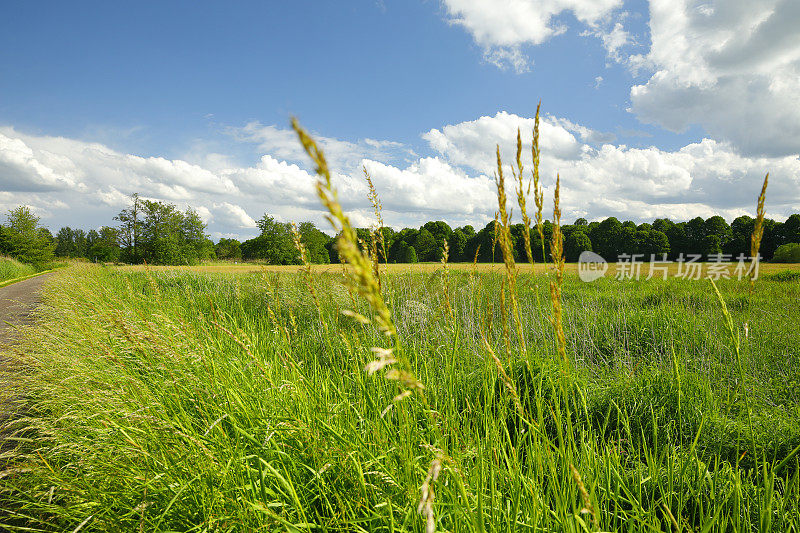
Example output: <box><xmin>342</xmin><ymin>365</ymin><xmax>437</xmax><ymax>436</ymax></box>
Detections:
<box><xmin>4</xmin><ymin>192</ymin><xmax>800</xmax><ymax>266</ymax></box>
<box><xmin>208</xmin><ymin>212</ymin><xmax>800</xmax><ymax>265</ymax></box>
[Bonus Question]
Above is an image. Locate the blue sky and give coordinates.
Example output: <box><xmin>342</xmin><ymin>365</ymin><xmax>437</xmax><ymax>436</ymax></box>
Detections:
<box><xmin>1</xmin><ymin>0</ymin><xmax>798</xmax><ymax>238</ymax></box>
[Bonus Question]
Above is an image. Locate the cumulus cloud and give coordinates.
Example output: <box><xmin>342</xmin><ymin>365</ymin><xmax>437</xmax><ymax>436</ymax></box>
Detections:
<box><xmin>0</xmin><ymin>133</ymin><xmax>82</xmax><ymax>192</ymax></box>
<box><xmin>630</xmin><ymin>0</ymin><xmax>800</xmax><ymax>157</ymax></box>
<box><xmin>1</xmin><ymin>110</ymin><xmax>798</xmax><ymax>238</ymax></box>
<box><xmin>212</xmin><ymin>202</ymin><xmax>257</xmax><ymax>229</ymax></box>
<box><xmin>441</xmin><ymin>0</ymin><xmax>624</xmax><ymax>71</ymax></box>
<box><xmin>420</xmin><ymin>111</ymin><xmax>800</xmax><ymax>223</ymax></box>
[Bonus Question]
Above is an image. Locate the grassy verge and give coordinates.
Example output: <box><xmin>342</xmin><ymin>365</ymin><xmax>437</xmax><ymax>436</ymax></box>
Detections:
<box><xmin>0</xmin><ymin>270</ymin><xmax>56</xmax><ymax>289</ymax></box>
<box><xmin>0</xmin><ymin>258</ymin><xmax>37</xmax><ymax>284</ymax></box>
<box><xmin>1</xmin><ymin>264</ymin><xmax>799</xmax><ymax>531</ymax></box>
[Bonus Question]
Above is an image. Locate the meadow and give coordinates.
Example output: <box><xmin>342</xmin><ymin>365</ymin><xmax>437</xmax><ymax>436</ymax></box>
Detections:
<box><xmin>1</xmin><ymin>262</ymin><xmax>800</xmax><ymax>532</ymax></box>
<box><xmin>2</xmin><ymin>120</ymin><xmax>800</xmax><ymax>532</ymax></box>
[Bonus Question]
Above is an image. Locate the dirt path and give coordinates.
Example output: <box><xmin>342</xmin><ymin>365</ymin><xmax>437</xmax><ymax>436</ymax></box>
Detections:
<box><xmin>0</xmin><ymin>273</ymin><xmax>53</xmax><ymax>441</ymax></box>
<box><xmin>0</xmin><ymin>273</ymin><xmax>52</xmax><ymax>346</ymax></box>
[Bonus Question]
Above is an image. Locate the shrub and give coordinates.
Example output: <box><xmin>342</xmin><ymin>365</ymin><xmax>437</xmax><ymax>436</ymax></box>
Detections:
<box><xmin>772</xmin><ymin>242</ymin><xmax>800</xmax><ymax>263</ymax></box>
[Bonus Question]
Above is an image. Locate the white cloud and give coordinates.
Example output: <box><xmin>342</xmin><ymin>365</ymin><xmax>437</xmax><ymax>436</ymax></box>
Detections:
<box><xmin>228</xmin><ymin>122</ymin><xmax>413</xmax><ymax>171</ymax></box>
<box><xmin>422</xmin><ymin>111</ymin><xmax>600</xmax><ymax>174</ymax></box>
<box><xmin>630</xmin><ymin>0</ymin><xmax>800</xmax><ymax>157</ymax></box>
<box><xmin>363</xmin><ymin>157</ymin><xmax>496</xmax><ymax>216</ymax></box>
<box><xmin>0</xmin><ymin>133</ymin><xmax>82</xmax><ymax>192</ymax></box>
<box><xmin>582</xmin><ymin>21</ymin><xmax>630</xmax><ymax>62</ymax></box>
<box><xmin>2</xmin><ymin>110</ymin><xmax>798</xmax><ymax>239</ymax></box>
<box><xmin>212</xmin><ymin>202</ymin><xmax>256</xmax><ymax>229</ymax></box>
<box><xmin>441</xmin><ymin>0</ymin><xmax>623</xmax><ymax>71</ymax></box>
<box><xmin>419</xmin><ymin>111</ymin><xmax>800</xmax><ymax>223</ymax></box>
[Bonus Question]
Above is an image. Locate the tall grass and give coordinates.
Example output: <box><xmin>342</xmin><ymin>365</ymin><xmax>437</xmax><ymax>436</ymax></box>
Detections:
<box><xmin>0</xmin><ymin>257</ymin><xmax>36</xmax><ymax>283</ymax></box>
<box><xmin>2</xmin><ymin>129</ymin><xmax>799</xmax><ymax>532</ymax></box>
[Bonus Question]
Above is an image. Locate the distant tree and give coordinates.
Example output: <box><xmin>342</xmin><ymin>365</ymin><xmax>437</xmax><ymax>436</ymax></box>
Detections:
<box><xmin>404</xmin><ymin>244</ymin><xmax>418</xmax><ymax>263</ymax></box>
<box><xmin>652</xmin><ymin>219</ymin><xmax>687</xmax><ymax>260</ymax></box>
<box><xmin>704</xmin><ymin>216</ymin><xmax>732</xmax><ymax>250</ymax></box>
<box><xmin>466</xmin><ymin>221</ymin><xmax>499</xmax><ymax>263</ymax></box>
<box><xmin>115</xmin><ymin>193</ymin><xmax>143</xmax><ymax>263</ymax></box>
<box><xmin>89</xmin><ymin>226</ymin><xmax>121</xmax><ymax>262</ymax></box>
<box><xmin>69</xmin><ymin>229</ymin><xmax>86</xmax><ymax>258</ymax></box>
<box><xmin>113</xmin><ymin>196</ymin><xmax>211</xmax><ymax>265</ymax></box>
<box><xmin>421</xmin><ymin>220</ymin><xmax>452</xmax><ymax>258</ymax></box>
<box><xmin>531</xmin><ymin>221</ymin><xmax>553</xmax><ymax>262</ymax></box>
<box><xmin>326</xmin><ymin>237</ymin><xmax>340</xmax><ymax>264</ymax></box>
<box><xmin>86</xmin><ymin>229</ymin><xmax>99</xmax><ymax>253</ymax></box>
<box><xmin>781</xmin><ymin>214</ymin><xmax>800</xmax><ymax>245</ymax></box>
<box><xmin>686</xmin><ymin>217</ymin><xmax>706</xmax><ymax>254</ymax></box>
<box><xmin>183</xmin><ymin>209</ymin><xmax>215</xmax><ymax>261</ymax></box>
<box><xmin>510</xmin><ymin>223</ymin><xmax>530</xmax><ymax>262</ymax></box>
<box><xmin>449</xmin><ymin>228</ymin><xmax>467</xmax><ymax>261</ymax></box>
<box><xmin>215</xmin><ymin>238</ymin><xmax>242</xmax><ymax>260</ymax></box>
<box><xmin>414</xmin><ymin>228</ymin><xmax>439</xmax><ymax>262</ymax></box>
<box><xmin>757</xmin><ymin>219</ymin><xmax>779</xmax><ymax>260</ymax></box>
<box><xmin>574</xmin><ymin>218</ymin><xmax>588</xmax><ymax>226</ymax></box>
<box><xmin>727</xmin><ymin>216</ymin><xmax>754</xmax><ymax>257</ymax></box>
<box><xmin>772</xmin><ymin>243</ymin><xmax>800</xmax><ymax>263</ymax></box>
<box><xmin>564</xmin><ymin>230</ymin><xmax>592</xmax><ymax>262</ymax></box>
<box><xmin>139</xmin><ymin>200</ymin><xmax>187</xmax><ymax>264</ymax></box>
<box><xmin>636</xmin><ymin>229</ymin><xmax>670</xmax><ymax>257</ymax></box>
<box><xmin>298</xmin><ymin>222</ymin><xmax>331</xmax><ymax>264</ymax></box>
<box><xmin>2</xmin><ymin>206</ymin><xmax>54</xmax><ymax>265</ymax></box>
<box><xmin>38</xmin><ymin>228</ymin><xmax>55</xmax><ymax>250</ymax></box>
<box><xmin>241</xmin><ymin>214</ymin><xmax>297</xmax><ymax>264</ymax></box>
<box><xmin>460</xmin><ymin>225</ymin><xmax>476</xmax><ymax>236</ymax></box>
<box><xmin>55</xmin><ymin>227</ymin><xmax>76</xmax><ymax>257</ymax></box>
<box><xmin>590</xmin><ymin>217</ymin><xmax>622</xmax><ymax>259</ymax></box>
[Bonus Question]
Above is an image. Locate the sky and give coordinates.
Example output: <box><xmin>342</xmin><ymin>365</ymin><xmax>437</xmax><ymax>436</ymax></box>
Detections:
<box><xmin>1</xmin><ymin>0</ymin><xmax>799</xmax><ymax>240</ymax></box>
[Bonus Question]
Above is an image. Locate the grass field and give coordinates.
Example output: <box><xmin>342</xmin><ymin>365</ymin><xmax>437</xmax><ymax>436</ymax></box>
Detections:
<box><xmin>1</xmin><ymin>262</ymin><xmax>799</xmax><ymax>531</ymax></box>
<box><xmin>118</xmin><ymin>260</ymin><xmax>800</xmax><ymax>277</ymax></box>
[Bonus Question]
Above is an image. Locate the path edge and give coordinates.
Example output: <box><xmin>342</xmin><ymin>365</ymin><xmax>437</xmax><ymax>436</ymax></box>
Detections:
<box><xmin>0</xmin><ymin>269</ymin><xmax>56</xmax><ymax>290</ymax></box>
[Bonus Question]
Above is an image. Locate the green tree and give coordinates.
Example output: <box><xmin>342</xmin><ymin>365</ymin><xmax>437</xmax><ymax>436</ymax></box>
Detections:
<box><xmin>564</xmin><ymin>230</ymin><xmax>592</xmax><ymax>262</ymax></box>
<box><xmin>686</xmin><ymin>216</ymin><xmax>706</xmax><ymax>254</ymax></box>
<box><xmin>636</xmin><ymin>229</ymin><xmax>670</xmax><ymax>257</ymax></box>
<box><xmin>55</xmin><ymin>227</ymin><xmax>76</xmax><ymax>257</ymax></box>
<box><xmin>404</xmin><ymin>244</ymin><xmax>418</xmax><ymax>263</ymax></box>
<box><xmin>241</xmin><ymin>215</ymin><xmax>297</xmax><ymax>264</ymax></box>
<box><xmin>215</xmin><ymin>238</ymin><xmax>242</xmax><ymax>260</ymax></box>
<box><xmin>704</xmin><ymin>216</ymin><xmax>731</xmax><ymax>250</ymax></box>
<box><xmin>781</xmin><ymin>214</ymin><xmax>800</xmax><ymax>245</ymax></box>
<box><xmin>727</xmin><ymin>216</ymin><xmax>754</xmax><ymax>257</ymax></box>
<box><xmin>89</xmin><ymin>227</ymin><xmax>121</xmax><ymax>263</ymax></box>
<box><xmin>73</xmin><ymin>229</ymin><xmax>88</xmax><ymax>258</ymax></box>
<box><xmin>414</xmin><ymin>229</ymin><xmax>439</xmax><ymax>262</ymax></box>
<box><xmin>86</xmin><ymin>229</ymin><xmax>99</xmax><ymax>254</ymax></box>
<box><xmin>421</xmin><ymin>221</ymin><xmax>452</xmax><ymax>258</ymax></box>
<box><xmin>450</xmin><ymin>229</ymin><xmax>467</xmax><ymax>261</ymax></box>
<box><xmin>590</xmin><ymin>217</ymin><xmax>622</xmax><ymax>259</ymax></box>
<box><xmin>2</xmin><ymin>206</ymin><xmax>54</xmax><ymax>265</ymax></box>
<box><xmin>115</xmin><ymin>193</ymin><xmax>143</xmax><ymax>263</ymax></box>
<box><xmin>140</xmin><ymin>200</ymin><xmax>188</xmax><ymax>264</ymax></box>
<box><xmin>772</xmin><ymin>243</ymin><xmax>800</xmax><ymax>263</ymax></box>
<box><xmin>299</xmin><ymin>222</ymin><xmax>331</xmax><ymax>264</ymax></box>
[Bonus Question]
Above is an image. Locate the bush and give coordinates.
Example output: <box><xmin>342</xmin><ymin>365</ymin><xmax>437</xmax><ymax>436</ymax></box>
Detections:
<box><xmin>772</xmin><ymin>242</ymin><xmax>800</xmax><ymax>263</ymax></box>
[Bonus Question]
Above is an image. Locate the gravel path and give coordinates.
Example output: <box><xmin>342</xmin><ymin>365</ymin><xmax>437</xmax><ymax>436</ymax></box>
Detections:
<box><xmin>0</xmin><ymin>273</ymin><xmax>53</xmax><ymax>444</ymax></box>
<box><xmin>0</xmin><ymin>273</ymin><xmax>52</xmax><ymax>346</ymax></box>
